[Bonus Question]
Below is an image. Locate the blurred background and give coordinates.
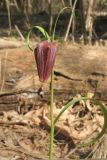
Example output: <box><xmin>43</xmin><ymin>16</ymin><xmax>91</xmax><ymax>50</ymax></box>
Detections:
<box><xmin>0</xmin><ymin>0</ymin><xmax>107</xmax><ymax>43</ymax></box>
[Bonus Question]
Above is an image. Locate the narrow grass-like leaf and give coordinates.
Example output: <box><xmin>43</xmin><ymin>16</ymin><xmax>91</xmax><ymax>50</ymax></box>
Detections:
<box><xmin>26</xmin><ymin>26</ymin><xmax>50</xmax><ymax>51</ymax></box>
<box><xmin>54</xmin><ymin>97</ymin><xmax>87</xmax><ymax>124</ymax></box>
<box><xmin>26</xmin><ymin>29</ymin><xmax>33</xmax><ymax>51</ymax></box>
<box><xmin>35</xmin><ymin>26</ymin><xmax>50</xmax><ymax>40</ymax></box>
<box><xmin>52</xmin><ymin>7</ymin><xmax>72</xmax><ymax>41</ymax></box>
<box><xmin>54</xmin><ymin>97</ymin><xmax>107</xmax><ymax>147</ymax></box>
<box><xmin>79</xmin><ymin>100</ymin><xmax>107</xmax><ymax>147</ymax></box>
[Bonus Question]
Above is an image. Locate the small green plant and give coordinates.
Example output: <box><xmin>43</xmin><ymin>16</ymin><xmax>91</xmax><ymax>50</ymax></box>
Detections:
<box><xmin>26</xmin><ymin>6</ymin><xmax>107</xmax><ymax>160</ymax></box>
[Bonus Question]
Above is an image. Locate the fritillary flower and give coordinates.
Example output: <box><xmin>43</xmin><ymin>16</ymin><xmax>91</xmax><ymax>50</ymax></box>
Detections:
<box><xmin>34</xmin><ymin>41</ymin><xmax>57</xmax><ymax>82</ymax></box>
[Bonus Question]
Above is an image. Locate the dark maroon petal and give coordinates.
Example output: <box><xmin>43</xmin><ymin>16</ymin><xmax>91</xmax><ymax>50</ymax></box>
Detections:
<box><xmin>43</xmin><ymin>43</ymin><xmax>57</xmax><ymax>81</ymax></box>
<box><xmin>34</xmin><ymin>41</ymin><xmax>57</xmax><ymax>82</ymax></box>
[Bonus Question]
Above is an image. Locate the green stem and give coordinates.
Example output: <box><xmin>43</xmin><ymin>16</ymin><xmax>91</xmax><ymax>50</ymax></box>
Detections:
<box><xmin>49</xmin><ymin>70</ymin><xmax>54</xmax><ymax>160</ymax></box>
<box><xmin>52</xmin><ymin>7</ymin><xmax>72</xmax><ymax>41</ymax></box>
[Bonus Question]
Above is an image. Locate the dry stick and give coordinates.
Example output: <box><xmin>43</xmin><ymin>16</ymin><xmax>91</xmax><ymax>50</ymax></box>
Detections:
<box><xmin>79</xmin><ymin>0</ymin><xmax>87</xmax><ymax>44</ymax></box>
<box><xmin>70</xmin><ymin>1</ymin><xmax>75</xmax><ymax>43</ymax></box>
<box><xmin>23</xmin><ymin>0</ymin><xmax>30</xmax><ymax>28</ymax></box>
<box><xmin>85</xmin><ymin>136</ymin><xmax>105</xmax><ymax>159</ymax></box>
<box><xmin>0</xmin><ymin>51</ymin><xmax>8</xmax><ymax>92</ymax></box>
<box><xmin>61</xmin><ymin>0</ymin><xmax>65</xmax><ymax>6</ymax></box>
<box><xmin>92</xmin><ymin>11</ymin><xmax>107</xmax><ymax>17</ymax></box>
<box><xmin>15</xmin><ymin>25</ymin><xmax>25</xmax><ymax>41</ymax></box>
<box><xmin>85</xmin><ymin>0</ymin><xmax>94</xmax><ymax>45</ymax></box>
<box><xmin>64</xmin><ymin>0</ymin><xmax>77</xmax><ymax>41</ymax></box>
<box><xmin>5</xmin><ymin>0</ymin><xmax>12</xmax><ymax>34</ymax></box>
<box><xmin>13</xmin><ymin>0</ymin><xmax>21</xmax><ymax>12</ymax></box>
<box><xmin>72</xmin><ymin>14</ymin><xmax>75</xmax><ymax>43</ymax></box>
<box><xmin>69</xmin><ymin>0</ymin><xmax>72</xmax><ymax>5</ymax></box>
<box><xmin>48</xmin><ymin>0</ymin><xmax>53</xmax><ymax>35</ymax></box>
<box><xmin>27</xmin><ymin>0</ymin><xmax>32</xmax><ymax>14</ymax></box>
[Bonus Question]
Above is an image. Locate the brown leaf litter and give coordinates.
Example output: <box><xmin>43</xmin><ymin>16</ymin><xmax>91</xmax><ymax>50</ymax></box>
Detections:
<box><xmin>0</xmin><ymin>93</ymin><xmax>106</xmax><ymax>159</ymax></box>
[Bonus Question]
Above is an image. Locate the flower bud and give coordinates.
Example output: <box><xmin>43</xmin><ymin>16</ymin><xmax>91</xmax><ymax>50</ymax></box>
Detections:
<box><xmin>34</xmin><ymin>41</ymin><xmax>57</xmax><ymax>82</ymax></box>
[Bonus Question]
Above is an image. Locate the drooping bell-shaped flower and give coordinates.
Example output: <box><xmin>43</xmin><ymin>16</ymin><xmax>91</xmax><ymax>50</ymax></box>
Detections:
<box><xmin>34</xmin><ymin>41</ymin><xmax>57</xmax><ymax>82</ymax></box>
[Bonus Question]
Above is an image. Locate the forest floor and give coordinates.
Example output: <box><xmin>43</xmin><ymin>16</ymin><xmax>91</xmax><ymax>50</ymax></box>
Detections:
<box><xmin>0</xmin><ymin>38</ymin><xmax>107</xmax><ymax>160</ymax></box>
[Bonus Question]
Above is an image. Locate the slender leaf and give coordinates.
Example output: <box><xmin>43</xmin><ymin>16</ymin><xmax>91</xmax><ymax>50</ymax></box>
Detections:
<box><xmin>54</xmin><ymin>97</ymin><xmax>107</xmax><ymax>147</ymax></box>
<box><xmin>54</xmin><ymin>97</ymin><xmax>87</xmax><ymax>124</ymax></box>
<box><xmin>52</xmin><ymin>7</ymin><xmax>72</xmax><ymax>41</ymax></box>
<box><xmin>35</xmin><ymin>26</ymin><xmax>50</xmax><ymax>40</ymax></box>
<box><xmin>79</xmin><ymin>100</ymin><xmax>107</xmax><ymax>147</ymax></box>
<box><xmin>26</xmin><ymin>26</ymin><xmax>50</xmax><ymax>51</ymax></box>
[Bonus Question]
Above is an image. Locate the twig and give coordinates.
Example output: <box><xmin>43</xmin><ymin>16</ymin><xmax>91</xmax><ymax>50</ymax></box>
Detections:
<box><xmin>64</xmin><ymin>0</ymin><xmax>77</xmax><ymax>41</ymax></box>
<box><xmin>48</xmin><ymin>0</ymin><xmax>53</xmax><ymax>35</ymax></box>
<box><xmin>0</xmin><ymin>121</ymin><xmax>28</xmax><ymax>126</ymax></box>
<box><xmin>0</xmin><ymin>51</ymin><xmax>8</xmax><ymax>92</ymax></box>
<box><xmin>15</xmin><ymin>25</ymin><xmax>25</xmax><ymax>41</ymax></box>
<box><xmin>0</xmin><ymin>89</ymin><xmax>38</xmax><ymax>96</ymax></box>
<box><xmin>13</xmin><ymin>0</ymin><xmax>21</xmax><ymax>12</ymax></box>
<box><xmin>85</xmin><ymin>0</ymin><xmax>94</xmax><ymax>44</ymax></box>
<box><xmin>61</xmin><ymin>0</ymin><xmax>65</xmax><ymax>6</ymax></box>
<box><xmin>5</xmin><ymin>0</ymin><xmax>12</xmax><ymax>34</ymax></box>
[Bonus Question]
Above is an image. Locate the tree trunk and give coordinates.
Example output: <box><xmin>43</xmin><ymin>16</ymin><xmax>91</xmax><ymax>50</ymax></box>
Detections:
<box><xmin>78</xmin><ymin>0</ymin><xmax>88</xmax><ymax>44</ymax></box>
<box><xmin>85</xmin><ymin>0</ymin><xmax>94</xmax><ymax>44</ymax></box>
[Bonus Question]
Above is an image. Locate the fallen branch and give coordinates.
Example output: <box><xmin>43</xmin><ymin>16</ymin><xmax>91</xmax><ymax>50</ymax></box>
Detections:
<box><xmin>0</xmin><ymin>38</ymin><xmax>25</xmax><ymax>49</ymax></box>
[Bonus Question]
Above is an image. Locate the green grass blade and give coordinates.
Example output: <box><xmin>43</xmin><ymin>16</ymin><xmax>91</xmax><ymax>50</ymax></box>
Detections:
<box><xmin>52</xmin><ymin>6</ymin><xmax>72</xmax><ymax>41</ymax></box>
<box><xmin>26</xmin><ymin>26</ymin><xmax>50</xmax><ymax>51</ymax></box>
<box><xmin>79</xmin><ymin>100</ymin><xmax>107</xmax><ymax>147</ymax></box>
<box><xmin>26</xmin><ymin>29</ymin><xmax>33</xmax><ymax>51</ymax></box>
<box><xmin>35</xmin><ymin>26</ymin><xmax>50</xmax><ymax>41</ymax></box>
<box><xmin>54</xmin><ymin>97</ymin><xmax>107</xmax><ymax>147</ymax></box>
<box><xmin>54</xmin><ymin>97</ymin><xmax>87</xmax><ymax>124</ymax></box>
